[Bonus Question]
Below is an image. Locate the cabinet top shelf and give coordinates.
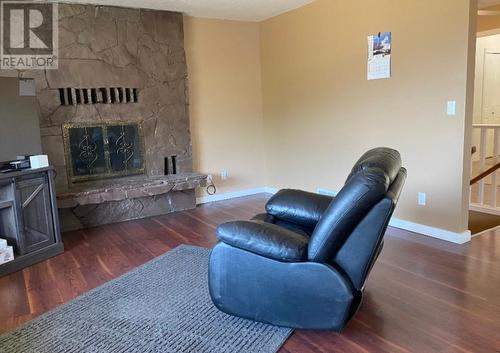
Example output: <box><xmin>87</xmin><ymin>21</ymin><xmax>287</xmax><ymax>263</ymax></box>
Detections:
<box><xmin>0</xmin><ymin>167</ymin><xmax>53</xmax><ymax>181</ymax></box>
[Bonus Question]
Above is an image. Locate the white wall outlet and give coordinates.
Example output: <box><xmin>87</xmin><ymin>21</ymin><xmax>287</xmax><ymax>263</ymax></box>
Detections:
<box><xmin>418</xmin><ymin>192</ymin><xmax>427</xmax><ymax>206</ymax></box>
<box><xmin>447</xmin><ymin>101</ymin><xmax>456</xmax><ymax>116</ymax></box>
<box><xmin>220</xmin><ymin>171</ymin><xmax>228</xmax><ymax>180</ymax></box>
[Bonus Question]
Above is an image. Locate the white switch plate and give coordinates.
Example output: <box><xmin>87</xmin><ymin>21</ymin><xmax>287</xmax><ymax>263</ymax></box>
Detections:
<box><xmin>418</xmin><ymin>192</ymin><xmax>426</xmax><ymax>206</ymax></box>
<box><xmin>19</xmin><ymin>79</ymin><xmax>36</xmax><ymax>96</ymax></box>
<box><xmin>447</xmin><ymin>101</ymin><xmax>456</xmax><ymax>116</ymax></box>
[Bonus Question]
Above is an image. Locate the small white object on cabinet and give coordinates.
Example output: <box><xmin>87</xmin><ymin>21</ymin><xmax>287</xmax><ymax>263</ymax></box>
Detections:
<box><xmin>0</xmin><ymin>238</ymin><xmax>14</xmax><ymax>265</ymax></box>
<box><xmin>29</xmin><ymin>155</ymin><xmax>49</xmax><ymax>169</ymax></box>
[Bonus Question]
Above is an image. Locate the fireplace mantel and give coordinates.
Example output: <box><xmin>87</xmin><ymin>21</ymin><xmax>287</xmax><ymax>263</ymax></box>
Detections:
<box><xmin>57</xmin><ymin>173</ymin><xmax>206</xmax><ymax>208</ymax></box>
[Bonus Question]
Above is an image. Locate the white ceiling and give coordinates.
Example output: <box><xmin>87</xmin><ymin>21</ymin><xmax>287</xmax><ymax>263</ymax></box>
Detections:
<box><xmin>54</xmin><ymin>0</ymin><xmax>316</xmax><ymax>21</ymax></box>
<box><xmin>479</xmin><ymin>0</ymin><xmax>500</xmax><ymax>9</ymax></box>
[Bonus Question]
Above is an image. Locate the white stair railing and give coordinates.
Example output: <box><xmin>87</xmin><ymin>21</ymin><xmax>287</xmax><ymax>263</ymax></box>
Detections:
<box><xmin>471</xmin><ymin>124</ymin><xmax>500</xmax><ymax>215</ymax></box>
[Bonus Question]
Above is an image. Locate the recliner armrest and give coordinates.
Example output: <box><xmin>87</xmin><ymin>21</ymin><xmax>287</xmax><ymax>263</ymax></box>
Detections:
<box><xmin>266</xmin><ymin>189</ymin><xmax>333</xmax><ymax>228</ymax></box>
<box><xmin>216</xmin><ymin>220</ymin><xmax>308</xmax><ymax>262</ymax></box>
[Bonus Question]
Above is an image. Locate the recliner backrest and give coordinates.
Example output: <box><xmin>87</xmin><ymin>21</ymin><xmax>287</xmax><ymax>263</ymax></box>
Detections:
<box><xmin>307</xmin><ymin>148</ymin><xmax>402</xmax><ymax>263</ymax></box>
<box><xmin>333</xmin><ymin>168</ymin><xmax>406</xmax><ymax>290</ymax></box>
<box><xmin>345</xmin><ymin>147</ymin><xmax>401</xmax><ymax>185</ymax></box>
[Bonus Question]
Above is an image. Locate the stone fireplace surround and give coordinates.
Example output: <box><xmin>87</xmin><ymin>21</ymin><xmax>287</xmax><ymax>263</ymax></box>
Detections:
<box><xmin>20</xmin><ymin>4</ymin><xmax>207</xmax><ymax>230</ymax></box>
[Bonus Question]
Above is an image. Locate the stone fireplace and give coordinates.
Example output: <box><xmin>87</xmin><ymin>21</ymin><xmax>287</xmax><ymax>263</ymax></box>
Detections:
<box><xmin>20</xmin><ymin>4</ymin><xmax>206</xmax><ymax>231</ymax></box>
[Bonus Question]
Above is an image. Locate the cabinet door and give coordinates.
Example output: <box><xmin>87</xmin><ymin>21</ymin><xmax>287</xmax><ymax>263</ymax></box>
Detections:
<box><xmin>0</xmin><ymin>178</ymin><xmax>21</xmax><ymax>251</ymax></box>
<box><xmin>16</xmin><ymin>176</ymin><xmax>55</xmax><ymax>254</ymax></box>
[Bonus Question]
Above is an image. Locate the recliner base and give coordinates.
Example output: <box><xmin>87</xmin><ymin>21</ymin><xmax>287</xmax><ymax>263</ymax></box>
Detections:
<box><xmin>208</xmin><ymin>242</ymin><xmax>358</xmax><ymax>331</ymax></box>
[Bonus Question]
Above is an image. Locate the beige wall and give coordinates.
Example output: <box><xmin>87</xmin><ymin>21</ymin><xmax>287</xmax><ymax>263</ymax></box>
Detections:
<box><xmin>184</xmin><ymin>1</ymin><xmax>476</xmax><ymax>234</ymax></box>
<box><xmin>184</xmin><ymin>17</ymin><xmax>267</xmax><ymax>197</ymax></box>
<box><xmin>260</xmin><ymin>0</ymin><xmax>476</xmax><ymax>233</ymax></box>
<box><xmin>478</xmin><ymin>5</ymin><xmax>500</xmax><ymax>33</ymax></box>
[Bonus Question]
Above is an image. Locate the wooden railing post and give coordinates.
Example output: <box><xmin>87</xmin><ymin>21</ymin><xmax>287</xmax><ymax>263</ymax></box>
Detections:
<box><xmin>479</xmin><ymin>127</ymin><xmax>487</xmax><ymax>205</ymax></box>
<box><xmin>493</xmin><ymin>128</ymin><xmax>500</xmax><ymax>208</ymax></box>
<box><xmin>470</xmin><ymin>124</ymin><xmax>500</xmax><ymax>215</ymax></box>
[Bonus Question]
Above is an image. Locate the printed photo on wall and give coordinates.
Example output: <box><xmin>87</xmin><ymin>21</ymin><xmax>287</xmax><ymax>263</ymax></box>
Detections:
<box><xmin>367</xmin><ymin>32</ymin><xmax>391</xmax><ymax>80</ymax></box>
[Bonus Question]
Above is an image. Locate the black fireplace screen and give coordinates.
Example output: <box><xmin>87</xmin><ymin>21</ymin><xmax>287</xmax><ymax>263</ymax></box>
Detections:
<box><xmin>63</xmin><ymin>122</ymin><xmax>145</xmax><ymax>183</ymax></box>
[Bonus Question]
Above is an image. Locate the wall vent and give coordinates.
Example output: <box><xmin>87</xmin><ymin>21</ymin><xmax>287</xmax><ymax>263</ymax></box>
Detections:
<box><xmin>58</xmin><ymin>87</ymin><xmax>139</xmax><ymax>106</ymax></box>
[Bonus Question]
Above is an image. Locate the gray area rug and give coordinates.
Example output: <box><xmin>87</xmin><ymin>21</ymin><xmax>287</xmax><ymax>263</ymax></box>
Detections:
<box><xmin>0</xmin><ymin>246</ymin><xmax>293</xmax><ymax>353</ymax></box>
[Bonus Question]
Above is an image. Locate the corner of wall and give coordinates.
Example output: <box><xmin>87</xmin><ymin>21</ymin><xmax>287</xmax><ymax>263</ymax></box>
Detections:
<box><xmin>460</xmin><ymin>0</ymin><xmax>478</xmax><ymax>232</ymax></box>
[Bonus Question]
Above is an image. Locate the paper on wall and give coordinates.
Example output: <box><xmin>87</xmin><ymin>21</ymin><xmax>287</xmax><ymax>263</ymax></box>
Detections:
<box><xmin>367</xmin><ymin>32</ymin><xmax>391</xmax><ymax>80</ymax></box>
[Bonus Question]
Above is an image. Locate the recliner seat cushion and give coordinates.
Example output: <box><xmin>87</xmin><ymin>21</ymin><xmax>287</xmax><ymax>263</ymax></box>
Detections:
<box><xmin>216</xmin><ymin>220</ymin><xmax>309</xmax><ymax>262</ymax></box>
<box><xmin>252</xmin><ymin>213</ymin><xmax>313</xmax><ymax>237</ymax></box>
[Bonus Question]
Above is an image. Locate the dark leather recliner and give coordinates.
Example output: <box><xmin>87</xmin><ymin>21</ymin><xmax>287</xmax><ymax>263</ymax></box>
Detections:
<box><xmin>208</xmin><ymin>148</ymin><xmax>406</xmax><ymax>331</ymax></box>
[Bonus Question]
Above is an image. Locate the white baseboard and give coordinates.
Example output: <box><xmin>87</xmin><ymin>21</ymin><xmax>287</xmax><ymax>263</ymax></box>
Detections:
<box><xmin>196</xmin><ymin>187</ymin><xmax>277</xmax><ymax>205</ymax></box>
<box><xmin>198</xmin><ymin>186</ymin><xmax>472</xmax><ymax>244</ymax></box>
<box><xmin>388</xmin><ymin>218</ymin><xmax>471</xmax><ymax>244</ymax></box>
<box><xmin>470</xmin><ymin>224</ymin><xmax>500</xmax><ymax>238</ymax></box>
<box><xmin>469</xmin><ymin>203</ymin><xmax>500</xmax><ymax>216</ymax></box>
<box><xmin>262</xmin><ymin>186</ymin><xmax>279</xmax><ymax>194</ymax></box>
<box><xmin>316</xmin><ymin>188</ymin><xmax>339</xmax><ymax>197</ymax></box>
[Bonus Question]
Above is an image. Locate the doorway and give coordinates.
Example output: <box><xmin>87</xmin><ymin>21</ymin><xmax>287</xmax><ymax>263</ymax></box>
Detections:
<box><xmin>470</xmin><ymin>32</ymin><xmax>500</xmax><ymax>235</ymax></box>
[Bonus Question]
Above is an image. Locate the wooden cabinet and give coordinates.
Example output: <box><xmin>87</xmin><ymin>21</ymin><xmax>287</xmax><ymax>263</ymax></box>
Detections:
<box><xmin>0</xmin><ymin>168</ymin><xmax>63</xmax><ymax>276</ymax></box>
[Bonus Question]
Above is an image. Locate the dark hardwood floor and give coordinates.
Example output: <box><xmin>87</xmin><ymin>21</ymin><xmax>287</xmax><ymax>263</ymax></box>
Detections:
<box><xmin>1</xmin><ymin>193</ymin><xmax>500</xmax><ymax>352</ymax></box>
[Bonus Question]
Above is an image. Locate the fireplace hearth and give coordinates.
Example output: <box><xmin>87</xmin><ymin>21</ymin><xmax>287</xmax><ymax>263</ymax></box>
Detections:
<box><xmin>57</xmin><ymin>173</ymin><xmax>207</xmax><ymax>231</ymax></box>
